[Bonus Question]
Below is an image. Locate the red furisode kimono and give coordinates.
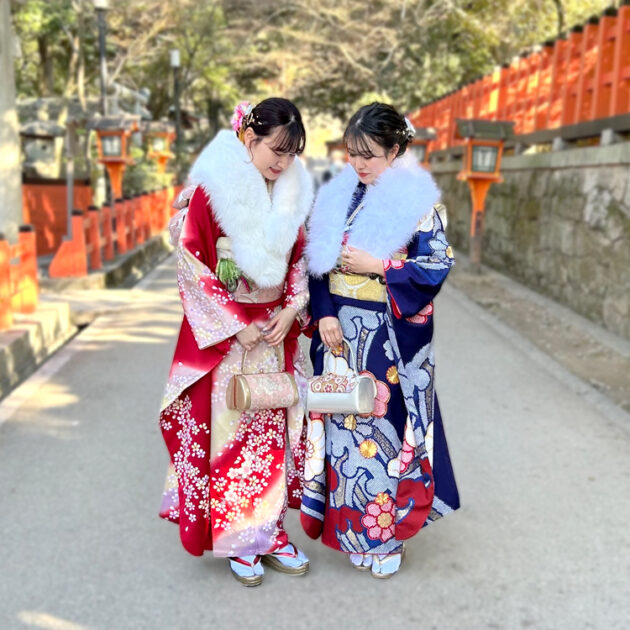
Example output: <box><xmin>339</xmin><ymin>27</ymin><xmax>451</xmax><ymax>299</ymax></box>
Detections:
<box><xmin>158</xmin><ymin>130</ymin><xmax>313</xmax><ymax>557</ymax></box>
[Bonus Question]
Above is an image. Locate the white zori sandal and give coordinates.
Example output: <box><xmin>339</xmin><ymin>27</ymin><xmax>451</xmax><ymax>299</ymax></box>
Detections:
<box><xmin>228</xmin><ymin>555</ymin><xmax>264</xmax><ymax>587</ymax></box>
<box><xmin>349</xmin><ymin>553</ymin><xmax>373</xmax><ymax>571</ymax></box>
<box><xmin>371</xmin><ymin>546</ymin><xmax>405</xmax><ymax>579</ymax></box>
<box><xmin>261</xmin><ymin>543</ymin><xmax>309</xmax><ymax>575</ymax></box>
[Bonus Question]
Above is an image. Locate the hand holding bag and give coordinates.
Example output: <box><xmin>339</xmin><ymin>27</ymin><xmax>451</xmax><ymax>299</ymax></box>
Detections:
<box><xmin>307</xmin><ymin>339</ymin><xmax>377</xmax><ymax>415</ymax></box>
<box><xmin>226</xmin><ymin>346</ymin><xmax>299</xmax><ymax>412</ymax></box>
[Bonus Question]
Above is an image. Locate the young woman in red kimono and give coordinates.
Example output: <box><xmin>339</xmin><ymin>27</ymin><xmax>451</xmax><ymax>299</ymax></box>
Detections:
<box><xmin>158</xmin><ymin>99</ymin><xmax>313</xmax><ymax>586</ymax></box>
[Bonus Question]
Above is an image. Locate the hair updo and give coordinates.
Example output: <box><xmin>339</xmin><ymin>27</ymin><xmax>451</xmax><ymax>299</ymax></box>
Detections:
<box><xmin>240</xmin><ymin>97</ymin><xmax>306</xmax><ymax>155</ymax></box>
<box><xmin>343</xmin><ymin>102</ymin><xmax>412</xmax><ymax>158</ymax></box>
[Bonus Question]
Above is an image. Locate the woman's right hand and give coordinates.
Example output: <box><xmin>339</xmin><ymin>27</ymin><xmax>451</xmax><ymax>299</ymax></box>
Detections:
<box><xmin>318</xmin><ymin>316</ymin><xmax>343</xmax><ymax>349</ymax></box>
<box><xmin>236</xmin><ymin>323</ymin><xmax>262</xmax><ymax>351</ymax></box>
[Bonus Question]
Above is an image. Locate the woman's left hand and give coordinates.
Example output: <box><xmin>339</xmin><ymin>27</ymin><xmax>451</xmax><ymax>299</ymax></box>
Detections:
<box><xmin>172</xmin><ymin>183</ymin><xmax>196</xmax><ymax>210</ymax></box>
<box><xmin>262</xmin><ymin>308</ymin><xmax>298</xmax><ymax>347</ymax></box>
<box><xmin>341</xmin><ymin>246</ymin><xmax>384</xmax><ymax>276</ymax></box>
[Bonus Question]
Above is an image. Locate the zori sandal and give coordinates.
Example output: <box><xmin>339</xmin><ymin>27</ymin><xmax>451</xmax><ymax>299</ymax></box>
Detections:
<box><xmin>261</xmin><ymin>543</ymin><xmax>309</xmax><ymax>576</ymax></box>
<box><xmin>349</xmin><ymin>553</ymin><xmax>373</xmax><ymax>571</ymax></box>
<box><xmin>371</xmin><ymin>546</ymin><xmax>405</xmax><ymax>580</ymax></box>
<box><xmin>228</xmin><ymin>555</ymin><xmax>264</xmax><ymax>587</ymax></box>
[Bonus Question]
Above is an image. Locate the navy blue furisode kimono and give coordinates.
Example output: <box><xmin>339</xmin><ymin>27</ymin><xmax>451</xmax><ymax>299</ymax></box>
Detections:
<box><xmin>301</xmin><ymin>153</ymin><xmax>460</xmax><ymax>555</ymax></box>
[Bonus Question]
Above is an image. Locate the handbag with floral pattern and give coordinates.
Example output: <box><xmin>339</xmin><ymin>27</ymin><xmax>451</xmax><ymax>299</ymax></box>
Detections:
<box><xmin>306</xmin><ymin>339</ymin><xmax>377</xmax><ymax>415</ymax></box>
<box><xmin>227</xmin><ymin>347</ymin><xmax>299</xmax><ymax>411</ymax></box>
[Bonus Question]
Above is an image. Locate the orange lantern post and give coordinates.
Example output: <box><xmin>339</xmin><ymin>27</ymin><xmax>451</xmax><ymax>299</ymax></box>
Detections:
<box><xmin>90</xmin><ymin>116</ymin><xmax>139</xmax><ymax>199</ymax></box>
<box><xmin>144</xmin><ymin>121</ymin><xmax>176</xmax><ymax>174</ymax></box>
<box><xmin>456</xmin><ymin>119</ymin><xmax>514</xmax><ymax>273</ymax></box>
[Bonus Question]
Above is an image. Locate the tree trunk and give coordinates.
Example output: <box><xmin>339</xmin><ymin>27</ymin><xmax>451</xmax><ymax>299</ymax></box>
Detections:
<box><xmin>76</xmin><ymin>14</ymin><xmax>87</xmax><ymax>111</ymax></box>
<box><xmin>551</xmin><ymin>0</ymin><xmax>565</xmax><ymax>36</ymax></box>
<box><xmin>55</xmin><ymin>33</ymin><xmax>80</xmax><ymax>174</ymax></box>
<box><xmin>37</xmin><ymin>35</ymin><xmax>49</xmax><ymax>95</ymax></box>
<box><xmin>1</xmin><ymin>2</ymin><xmax>24</xmax><ymax>239</ymax></box>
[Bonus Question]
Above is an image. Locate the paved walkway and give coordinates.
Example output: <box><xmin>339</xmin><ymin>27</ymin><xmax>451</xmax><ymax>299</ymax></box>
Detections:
<box><xmin>0</xmin><ymin>255</ymin><xmax>628</xmax><ymax>630</ymax></box>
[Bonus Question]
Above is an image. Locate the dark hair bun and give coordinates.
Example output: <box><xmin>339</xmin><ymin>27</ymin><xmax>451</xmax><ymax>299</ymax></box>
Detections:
<box><xmin>243</xmin><ymin>97</ymin><xmax>306</xmax><ymax>155</ymax></box>
<box><xmin>343</xmin><ymin>102</ymin><xmax>411</xmax><ymax>157</ymax></box>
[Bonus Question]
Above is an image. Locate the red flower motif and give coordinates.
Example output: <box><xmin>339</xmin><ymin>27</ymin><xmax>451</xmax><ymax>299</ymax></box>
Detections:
<box><xmin>383</xmin><ymin>259</ymin><xmax>405</xmax><ymax>271</ymax></box>
<box><xmin>358</xmin><ymin>371</ymin><xmax>390</xmax><ymax>418</ymax></box>
<box><xmin>361</xmin><ymin>493</ymin><xmax>396</xmax><ymax>542</ymax></box>
<box><xmin>388</xmin><ymin>421</ymin><xmax>417</xmax><ymax>478</ymax></box>
<box><xmin>399</xmin><ymin>440</ymin><xmax>415</xmax><ymax>475</ymax></box>
<box><xmin>406</xmin><ymin>302</ymin><xmax>433</xmax><ymax>324</ymax></box>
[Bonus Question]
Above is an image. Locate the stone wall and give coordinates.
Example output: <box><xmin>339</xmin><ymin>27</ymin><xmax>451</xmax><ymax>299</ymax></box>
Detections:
<box><xmin>432</xmin><ymin>143</ymin><xmax>630</xmax><ymax>339</ymax></box>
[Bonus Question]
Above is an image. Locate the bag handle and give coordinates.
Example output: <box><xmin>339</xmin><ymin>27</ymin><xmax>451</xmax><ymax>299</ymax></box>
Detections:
<box><xmin>239</xmin><ymin>344</ymin><xmax>284</xmax><ymax>375</ymax></box>
<box><xmin>323</xmin><ymin>337</ymin><xmax>358</xmax><ymax>374</ymax></box>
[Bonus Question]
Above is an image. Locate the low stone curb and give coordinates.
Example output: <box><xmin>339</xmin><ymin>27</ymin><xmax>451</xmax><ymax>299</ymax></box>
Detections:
<box><xmin>0</xmin><ymin>300</ymin><xmax>77</xmax><ymax>400</ymax></box>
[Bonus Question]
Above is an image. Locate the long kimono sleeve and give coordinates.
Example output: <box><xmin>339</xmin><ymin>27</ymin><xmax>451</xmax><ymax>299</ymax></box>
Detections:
<box><xmin>384</xmin><ymin>206</ymin><xmax>454</xmax><ymax>319</ymax></box>
<box><xmin>177</xmin><ymin>188</ymin><xmax>251</xmax><ymax>349</ymax></box>
<box><xmin>308</xmin><ymin>274</ymin><xmax>338</xmax><ymax>324</ymax></box>
<box><xmin>284</xmin><ymin>255</ymin><xmax>310</xmax><ymax>328</ymax></box>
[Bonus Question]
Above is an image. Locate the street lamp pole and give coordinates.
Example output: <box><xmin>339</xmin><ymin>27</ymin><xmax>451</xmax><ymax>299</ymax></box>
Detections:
<box><xmin>93</xmin><ymin>0</ymin><xmax>109</xmax><ymax>116</ymax></box>
<box><xmin>170</xmin><ymin>49</ymin><xmax>182</xmax><ymax>170</ymax></box>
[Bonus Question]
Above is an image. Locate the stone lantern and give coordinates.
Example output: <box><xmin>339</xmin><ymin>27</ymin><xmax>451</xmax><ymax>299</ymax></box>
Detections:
<box><xmin>408</xmin><ymin>127</ymin><xmax>437</xmax><ymax>167</ymax></box>
<box><xmin>89</xmin><ymin>115</ymin><xmax>139</xmax><ymax>198</ymax></box>
<box><xmin>20</xmin><ymin>120</ymin><xmax>65</xmax><ymax>179</ymax></box>
<box><xmin>143</xmin><ymin>121</ymin><xmax>176</xmax><ymax>174</ymax></box>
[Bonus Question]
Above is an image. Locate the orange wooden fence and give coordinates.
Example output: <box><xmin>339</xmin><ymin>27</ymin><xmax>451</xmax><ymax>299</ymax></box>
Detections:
<box><xmin>409</xmin><ymin>5</ymin><xmax>630</xmax><ymax>151</ymax></box>
<box><xmin>0</xmin><ymin>226</ymin><xmax>38</xmax><ymax>331</ymax></box>
<box><xmin>49</xmin><ymin>186</ymin><xmax>182</xmax><ymax>279</ymax></box>
<box><xmin>22</xmin><ymin>178</ymin><xmax>93</xmax><ymax>256</ymax></box>
<box><xmin>4</xmin><ymin>180</ymin><xmax>182</xmax><ymax>331</ymax></box>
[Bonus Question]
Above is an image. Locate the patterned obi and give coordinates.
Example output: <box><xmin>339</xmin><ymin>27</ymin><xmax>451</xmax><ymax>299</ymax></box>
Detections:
<box><xmin>329</xmin><ymin>252</ymin><xmax>407</xmax><ymax>303</ymax></box>
<box><xmin>233</xmin><ymin>281</ymin><xmax>283</xmax><ymax>305</ymax></box>
<box><xmin>329</xmin><ymin>271</ymin><xmax>388</xmax><ymax>303</ymax></box>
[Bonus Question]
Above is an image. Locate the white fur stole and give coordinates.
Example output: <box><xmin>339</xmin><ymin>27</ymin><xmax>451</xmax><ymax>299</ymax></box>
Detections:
<box><xmin>189</xmin><ymin>130</ymin><xmax>313</xmax><ymax>288</ymax></box>
<box><xmin>306</xmin><ymin>152</ymin><xmax>441</xmax><ymax>276</ymax></box>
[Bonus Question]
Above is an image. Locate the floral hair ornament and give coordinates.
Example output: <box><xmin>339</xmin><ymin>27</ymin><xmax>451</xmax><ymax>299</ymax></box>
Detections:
<box><xmin>231</xmin><ymin>101</ymin><xmax>254</xmax><ymax>142</ymax></box>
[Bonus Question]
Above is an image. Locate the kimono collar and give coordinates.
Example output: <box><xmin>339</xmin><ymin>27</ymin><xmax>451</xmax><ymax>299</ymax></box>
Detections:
<box><xmin>306</xmin><ymin>152</ymin><xmax>441</xmax><ymax>276</ymax></box>
<box><xmin>189</xmin><ymin>130</ymin><xmax>313</xmax><ymax>288</ymax></box>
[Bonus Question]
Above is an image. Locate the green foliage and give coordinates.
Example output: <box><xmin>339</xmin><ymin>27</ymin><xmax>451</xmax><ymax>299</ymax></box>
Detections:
<box><xmin>10</xmin><ymin>0</ymin><xmax>615</xmax><ymax>134</ymax></box>
<box><xmin>254</xmin><ymin>0</ymin><xmax>613</xmax><ymax>117</ymax></box>
<box><xmin>11</xmin><ymin>0</ymin><xmax>245</xmax><ymax>134</ymax></box>
<box><xmin>122</xmin><ymin>145</ymin><xmax>173</xmax><ymax>197</ymax></box>
<box><xmin>13</xmin><ymin>0</ymin><xmax>77</xmax><ymax>95</ymax></box>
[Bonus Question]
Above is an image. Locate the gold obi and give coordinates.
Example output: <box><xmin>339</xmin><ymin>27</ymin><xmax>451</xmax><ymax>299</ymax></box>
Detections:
<box><xmin>329</xmin><ymin>271</ymin><xmax>387</xmax><ymax>303</ymax></box>
<box><xmin>329</xmin><ymin>251</ymin><xmax>408</xmax><ymax>303</ymax></box>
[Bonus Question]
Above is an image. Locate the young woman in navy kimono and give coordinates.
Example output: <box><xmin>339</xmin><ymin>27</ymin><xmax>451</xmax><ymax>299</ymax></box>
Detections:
<box><xmin>301</xmin><ymin>102</ymin><xmax>460</xmax><ymax>578</ymax></box>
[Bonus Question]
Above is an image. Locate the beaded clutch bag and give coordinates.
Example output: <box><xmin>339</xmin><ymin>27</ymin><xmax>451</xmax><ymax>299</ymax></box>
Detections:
<box><xmin>227</xmin><ymin>347</ymin><xmax>299</xmax><ymax>412</ymax></box>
